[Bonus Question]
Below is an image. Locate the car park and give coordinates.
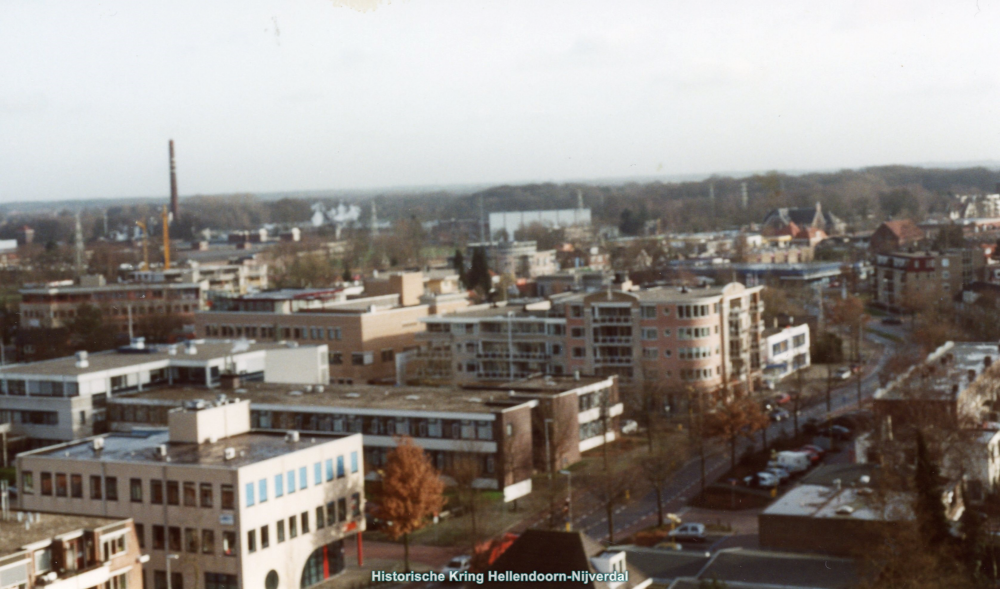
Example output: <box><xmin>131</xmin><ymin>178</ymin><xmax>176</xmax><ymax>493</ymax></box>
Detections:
<box><xmin>668</xmin><ymin>523</ymin><xmax>707</xmax><ymax>542</ymax></box>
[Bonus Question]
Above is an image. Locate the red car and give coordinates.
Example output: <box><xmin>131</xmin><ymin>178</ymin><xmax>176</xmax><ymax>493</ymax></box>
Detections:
<box><xmin>798</xmin><ymin>447</ymin><xmax>822</xmax><ymax>464</ymax></box>
<box><xmin>773</xmin><ymin>393</ymin><xmax>791</xmax><ymax>405</ymax></box>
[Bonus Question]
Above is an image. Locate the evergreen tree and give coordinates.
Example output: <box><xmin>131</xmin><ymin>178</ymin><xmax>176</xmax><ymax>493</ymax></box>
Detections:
<box><xmin>467</xmin><ymin>247</ymin><xmax>491</xmax><ymax>294</ymax></box>
<box><xmin>914</xmin><ymin>431</ymin><xmax>950</xmax><ymax>548</ymax></box>
<box><xmin>453</xmin><ymin>249</ymin><xmax>467</xmax><ymax>289</ymax></box>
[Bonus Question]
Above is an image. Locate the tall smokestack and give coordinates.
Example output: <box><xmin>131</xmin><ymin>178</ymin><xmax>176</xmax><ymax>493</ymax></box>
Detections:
<box><xmin>169</xmin><ymin>140</ymin><xmax>179</xmax><ymax>221</ymax></box>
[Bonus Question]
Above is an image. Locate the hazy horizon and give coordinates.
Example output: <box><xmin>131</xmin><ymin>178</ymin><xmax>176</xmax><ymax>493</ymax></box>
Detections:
<box><xmin>3</xmin><ymin>1</ymin><xmax>999</xmax><ymax>203</ymax></box>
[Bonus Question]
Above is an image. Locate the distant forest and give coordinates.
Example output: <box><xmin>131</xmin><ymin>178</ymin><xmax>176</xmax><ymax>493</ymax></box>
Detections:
<box><xmin>2</xmin><ymin>165</ymin><xmax>999</xmax><ymax>245</ymax></box>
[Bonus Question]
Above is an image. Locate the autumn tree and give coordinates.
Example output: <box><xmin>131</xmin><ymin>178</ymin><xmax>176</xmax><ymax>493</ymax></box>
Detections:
<box><xmin>379</xmin><ymin>436</ymin><xmax>445</xmax><ymax>571</ymax></box>
<box><xmin>581</xmin><ymin>460</ymin><xmax>638</xmax><ymax>544</ymax></box>
<box><xmin>828</xmin><ymin>295</ymin><xmax>868</xmax><ymax>363</ymax></box>
<box><xmin>704</xmin><ymin>391</ymin><xmax>770</xmax><ymax>470</ymax></box>
<box><xmin>134</xmin><ymin>307</ymin><xmax>184</xmax><ymax>344</ymax></box>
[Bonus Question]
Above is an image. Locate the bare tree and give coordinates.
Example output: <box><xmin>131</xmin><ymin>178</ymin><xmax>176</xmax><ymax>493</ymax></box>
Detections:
<box><xmin>640</xmin><ymin>435</ymin><xmax>687</xmax><ymax>527</ymax></box>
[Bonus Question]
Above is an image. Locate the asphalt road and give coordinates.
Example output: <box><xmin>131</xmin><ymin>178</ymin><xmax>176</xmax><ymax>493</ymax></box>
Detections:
<box><xmin>570</xmin><ymin>333</ymin><xmax>897</xmax><ymax>544</ymax></box>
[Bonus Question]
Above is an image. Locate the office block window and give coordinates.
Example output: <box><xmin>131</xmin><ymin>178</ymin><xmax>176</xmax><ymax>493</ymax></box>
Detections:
<box><xmin>130</xmin><ymin>478</ymin><xmax>143</xmax><ymax>503</ymax></box>
<box><xmin>245</xmin><ymin>482</ymin><xmax>255</xmax><ymax>507</ymax></box>
<box><xmin>277</xmin><ymin>520</ymin><xmax>285</xmax><ymax>543</ymax></box>
<box><xmin>71</xmin><ymin>474</ymin><xmax>83</xmax><ymax>498</ymax></box>
<box><xmin>316</xmin><ymin>507</ymin><xmax>325</xmax><ymax>529</ymax></box>
<box><xmin>247</xmin><ymin>530</ymin><xmax>256</xmax><ymax>553</ymax></box>
<box><xmin>275</xmin><ymin>474</ymin><xmax>284</xmax><ymax>498</ymax></box>
<box><xmin>106</xmin><ymin>477</ymin><xmax>118</xmax><ymax>501</ymax></box>
<box><xmin>200</xmin><ymin>483</ymin><xmax>213</xmax><ymax>508</ymax></box>
<box><xmin>152</xmin><ymin>526</ymin><xmax>165</xmax><ymax>550</ymax></box>
<box><xmin>289</xmin><ymin>516</ymin><xmax>298</xmax><ymax>539</ymax></box>
<box><xmin>202</xmin><ymin>530</ymin><xmax>214</xmax><ymax>554</ymax></box>
<box><xmin>314</xmin><ymin>462</ymin><xmax>322</xmax><ymax>486</ymax></box>
<box><xmin>337</xmin><ymin>456</ymin><xmax>345</xmax><ymax>478</ymax></box>
<box><xmin>287</xmin><ymin>470</ymin><xmax>295</xmax><ymax>494</ymax></box>
<box><xmin>222</xmin><ymin>532</ymin><xmax>237</xmax><ymax>556</ymax></box>
<box><xmin>183</xmin><ymin>482</ymin><xmax>196</xmax><ymax>506</ymax></box>
<box><xmin>166</xmin><ymin>481</ymin><xmax>179</xmax><ymax>505</ymax></box>
<box><xmin>299</xmin><ymin>466</ymin><xmax>307</xmax><ymax>490</ymax></box>
<box><xmin>221</xmin><ymin>484</ymin><xmax>234</xmax><ymax>509</ymax></box>
<box><xmin>56</xmin><ymin>474</ymin><xmax>67</xmax><ymax>497</ymax></box>
<box><xmin>325</xmin><ymin>459</ymin><xmax>334</xmax><ymax>482</ymax></box>
<box><xmin>301</xmin><ymin>512</ymin><xmax>309</xmax><ymax>533</ymax></box>
<box><xmin>260</xmin><ymin>525</ymin><xmax>269</xmax><ymax>549</ymax></box>
<box><xmin>151</xmin><ymin>480</ymin><xmax>163</xmax><ymax>504</ymax></box>
<box><xmin>168</xmin><ymin>527</ymin><xmax>181</xmax><ymax>552</ymax></box>
<box><xmin>185</xmin><ymin>528</ymin><xmax>198</xmax><ymax>553</ymax></box>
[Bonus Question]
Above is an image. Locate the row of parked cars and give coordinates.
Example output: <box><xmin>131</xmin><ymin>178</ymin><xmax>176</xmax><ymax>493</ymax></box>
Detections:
<box><xmin>742</xmin><ymin>445</ymin><xmax>827</xmax><ymax>488</ymax></box>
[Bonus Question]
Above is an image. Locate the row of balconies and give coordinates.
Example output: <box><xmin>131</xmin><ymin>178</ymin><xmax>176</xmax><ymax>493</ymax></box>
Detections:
<box><xmin>476</xmin><ymin>351</ymin><xmax>551</xmax><ymax>360</ymax></box>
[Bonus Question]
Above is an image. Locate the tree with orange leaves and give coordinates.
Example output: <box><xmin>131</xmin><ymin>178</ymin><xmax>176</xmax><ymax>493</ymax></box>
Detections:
<box><xmin>379</xmin><ymin>435</ymin><xmax>445</xmax><ymax>571</ymax></box>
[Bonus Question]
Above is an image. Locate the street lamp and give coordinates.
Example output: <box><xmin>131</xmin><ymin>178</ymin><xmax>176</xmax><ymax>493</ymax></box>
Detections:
<box><xmin>559</xmin><ymin>469</ymin><xmax>572</xmax><ymax>531</ymax></box>
<box><xmin>166</xmin><ymin>554</ymin><xmax>179</xmax><ymax>589</ymax></box>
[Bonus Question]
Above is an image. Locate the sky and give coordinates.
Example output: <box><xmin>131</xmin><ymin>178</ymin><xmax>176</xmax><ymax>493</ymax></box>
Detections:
<box><xmin>2</xmin><ymin>0</ymin><xmax>999</xmax><ymax>202</ymax></box>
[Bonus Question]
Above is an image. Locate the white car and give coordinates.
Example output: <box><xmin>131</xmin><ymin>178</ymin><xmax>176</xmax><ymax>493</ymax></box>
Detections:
<box><xmin>442</xmin><ymin>555</ymin><xmax>472</xmax><ymax>576</ymax></box>
<box><xmin>764</xmin><ymin>467</ymin><xmax>790</xmax><ymax>483</ymax></box>
<box><xmin>745</xmin><ymin>472</ymin><xmax>779</xmax><ymax>488</ymax></box>
<box><xmin>668</xmin><ymin>523</ymin><xmax>706</xmax><ymax>542</ymax></box>
<box><xmin>834</xmin><ymin>367</ymin><xmax>852</xmax><ymax>380</ymax></box>
<box><xmin>621</xmin><ymin>420</ymin><xmax>639</xmax><ymax>435</ymax></box>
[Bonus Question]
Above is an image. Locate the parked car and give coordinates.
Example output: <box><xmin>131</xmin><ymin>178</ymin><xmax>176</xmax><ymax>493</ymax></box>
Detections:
<box><xmin>834</xmin><ymin>367</ymin><xmax>852</xmax><ymax>380</ymax></box>
<box><xmin>744</xmin><ymin>472</ymin><xmax>780</xmax><ymax>488</ymax></box>
<box><xmin>773</xmin><ymin>393</ymin><xmax>791</xmax><ymax>405</ymax></box>
<box><xmin>764</xmin><ymin>466</ymin><xmax>791</xmax><ymax>483</ymax></box>
<box><xmin>881</xmin><ymin>316</ymin><xmax>903</xmax><ymax>325</ymax></box>
<box><xmin>668</xmin><ymin>523</ymin><xmax>707</xmax><ymax>542</ymax></box>
<box><xmin>798</xmin><ymin>448</ymin><xmax>822</xmax><ymax>464</ymax></box>
<box><xmin>621</xmin><ymin>420</ymin><xmax>639</xmax><ymax>435</ymax></box>
<box><xmin>769</xmin><ymin>408</ymin><xmax>790</xmax><ymax>422</ymax></box>
<box><xmin>826</xmin><ymin>424</ymin><xmax>852</xmax><ymax>440</ymax></box>
<box><xmin>442</xmin><ymin>555</ymin><xmax>472</xmax><ymax>576</ymax></box>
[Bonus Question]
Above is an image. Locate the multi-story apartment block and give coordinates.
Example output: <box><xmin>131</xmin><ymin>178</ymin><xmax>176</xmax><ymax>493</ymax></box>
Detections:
<box><xmin>19</xmin><ymin>276</ymin><xmax>208</xmax><ymax>334</ymax></box>
<box><xmin>762</xmin><ymin>323</ymin><xmax>811</xmax><ymax>383</ymax></box>
<box><xmin>874</xmin><ymin>249</ymin><xmax>986</xmax><ymax>311</ymax></box>
<box><xmin>195</xmin><ymin>273</ymin><xmax>468</xmax><ymax>384</ymax></box>
<box><xmin>413</xmin><ymin>283</ymin><xmax>764</xmax><ymax>398</ymax></box>
<box><xmin>0</xmin><ymin>340</ymin><xmax>329</xmax><ymax>449</ymax></box>
<box><xmin>561</xmin><ymin>284</ymin><xmax>764</xmax><ymax>394</ymax></box>
<box><xmin>0</xmin><ymin>513</ymin><xmax>144</xmax><ymax>589</ymax></box>
<box><xmin>16</xmin><ymin>400</ymin><xmax>365</xmax><ymax>589</ymax></box>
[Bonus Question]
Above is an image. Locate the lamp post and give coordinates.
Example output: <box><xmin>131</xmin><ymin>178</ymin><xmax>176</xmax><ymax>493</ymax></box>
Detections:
<box><xmin>560</xmin><ymin>469</ymin><xmax>572</xmax><ymax>531</ymax></box>
<box><xmin>507</xmin><ymin>311</ymin><xmax>515</xmax><ymax>381</ymax></box>
<box><xmin>166</xmin><ymin>554</ymin><xmax>179</xmax><ymax>589</ymax></box>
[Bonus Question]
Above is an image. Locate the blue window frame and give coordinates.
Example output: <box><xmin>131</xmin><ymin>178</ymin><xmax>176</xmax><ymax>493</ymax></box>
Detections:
<box><xmin>351</xmin><ymin>451</ymin><xmax>359</xmax><ymax>474</ymax></box>
<box><xmin>314</xmin><ymin>462</ymin><xmax>322</xmax><ymax>486</ymax></box>
<box><xmin>245</xmin><ymin>482</ymin><xmax>255</xmax><ymax>507</ymax></box>
<box><xmin>299</xmin><ymin>467</ymin><xmax>307</xmax><ymax>490</ymax></box>
<box><xmin>259</xmin><ymin>479</ymin><xmax>267</xmax><ymax>503</ymax></box>
<box><xmin>275</xmin><ymin>473</ymin><xmax>284</xmax><ymax>498</ymax></box>
<box><xmin>337</xmin><ymin>456</ymin><xmax>345</xmax><ymax>478</ymax></box>
<box><xmin>287</xmin><ymin>470</ymin><xmax>295</xmax><ymax>494</ymax></box>
<box><xmin>325</xmin><ymin>459</ymin><xmax>334</xmax><ymax>482</ymax></box>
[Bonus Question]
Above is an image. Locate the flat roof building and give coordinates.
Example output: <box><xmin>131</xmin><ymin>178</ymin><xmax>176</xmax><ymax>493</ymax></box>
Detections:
<box><xmin>16</xmin><ymin>399</ymin><xmax>365</xmax><ymax>589</ymax></box>
<box><xmin>0</xmin><ymin>512</ymin><xmax>143</xmax><ymax>589</ymax></box>
<box><xmin>0</xmin><ymin>340</ymin><xmax>329</xmax><ymax>449</ymax></box>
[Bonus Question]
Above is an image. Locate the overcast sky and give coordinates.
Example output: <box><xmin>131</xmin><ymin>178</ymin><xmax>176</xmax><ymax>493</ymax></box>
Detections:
<box><xmin>2</xmin><ymin>0</ymin><xmax>999</xmax><ymax>202</ymax></box>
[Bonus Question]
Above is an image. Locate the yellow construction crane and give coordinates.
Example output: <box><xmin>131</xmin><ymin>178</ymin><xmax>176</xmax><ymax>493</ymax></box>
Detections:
<box><xmin>135</xmin><ymin>220</ymin><xmax>149</xmax><ymax>271</ymax></box>
<box><xmin>162</xmin><ymin>205</ymin><xmax>171</xmax><ymax>270</ymax></box>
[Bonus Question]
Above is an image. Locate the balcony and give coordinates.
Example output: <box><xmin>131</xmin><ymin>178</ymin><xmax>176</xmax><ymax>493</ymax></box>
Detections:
<box><xmin>477</xmin><ymin>371</ymin><xmax>532</xmax><ymax>380</ymax></box>
<box><xmin>593</xmin><ymin>336</ymin><xmax>632</xmax><ymax>344</ymax></box>
<box><xmin>593</xmin><ymin>316</ymin><xmax>632</xmax><ymax>325</ymax></box>
<box><xmin>476</xmin><ymin>351</ymin><xmax>550</xmax><ymax>360</ymax></box>
<box><xmin>594</xmin><ymin>356</ymin><xmax>633</xmax><ymax>366</ymax></box>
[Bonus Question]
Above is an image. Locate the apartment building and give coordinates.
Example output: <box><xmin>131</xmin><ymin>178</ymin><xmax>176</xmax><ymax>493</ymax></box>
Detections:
<box><xmin>560</xmin><ymin>284</ymin><xmax>764</xmax><ymax>394</ymax></box>
<box><xmin>412</xmin><ymin>302</ymin><xmax>567</xmax><ymax>384</ymax></box>
<box><xmin>0</xmin><ymin>513</ymin><xmax>143</xmax><ymax>589</ymax></box>
<box><xmin>413</xmin><ymin>283</ymin><xmax>763</xmax><ymax>399</ymax></box>
<box><xmin>0</xmin><ymin>340</ymin><xmax>329</xmax><ymax>449</ymax></box>
<box><xmin>875</xmin><ymin>249</ymin><xmax>986</xmax><ymax>311</ymax></box>
<box><xmin>19</xmin><ymin>276</ymin><xmax>208</xmax><ymax>344</ymax></box>
<box><xmin>762</xmin><ymin>323</ymin><xmax>810</xmax><ymax>383</ymax></box>
<box><xmin>16</xmin><ymin>400</ymin><xmax>365</xmax><ymax>589</ymax></box>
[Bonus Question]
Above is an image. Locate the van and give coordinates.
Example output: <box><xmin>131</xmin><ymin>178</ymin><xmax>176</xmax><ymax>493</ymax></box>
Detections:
<box><xmin>775</xmin><ymin>451</ymin><xmax>811</xmax><ymax>473</ymax></box>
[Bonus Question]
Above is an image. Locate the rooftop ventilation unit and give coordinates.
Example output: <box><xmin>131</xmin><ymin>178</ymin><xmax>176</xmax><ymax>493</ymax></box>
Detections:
<box><xmin>185</xmin><ymin>341</ymin><xmax>198</xmax><ymax>355</ymax></box>
<box><xmin>75</xmin><ymin>351</ymin><xmax>89</xmax><ymax>369</ymax></box>
<box><xmin>315</xmin><ymin>385</ymin><xmax>325</xmax><ymax>394</ymax></box>
<box><xmin>92</xmin><ymin>438</ymin><xmax>104</xmax><ymax>452</ymax></box>
<box><xmin>223</xmin><ymin>447</ymin><xmax>236</xmax><ymax>460</ymax></box>
<box><xmin>184</xmin><ymin>399</ymin><xmax>208</xmax><ymax>411</ymax></box>
<box><xmin>286</xmin><ymin>431</ymin><xmax>300</xmax><ymax>443</ymax></box>
<box><xmin>345</xmin><ymin>393</ymin><xmax>361</xmax><ymax>398</ymax></box>
<box><xmin>304</xmin><ymin>385</ymin><xmax>313</xmax><ymax>394</ymax></box>
<box><xmin>286</xmin><ymin>341</ymin><xmax>299</xmax><ymax>348</ymax></box>
<box><xmin>288</xmin><ymin>390</ymin><xmax>303</xmax><ymax>397</ymax></box>
<box><xmin>167</xmin><ymin>345</ymin><xmax>178</xmax><ymax>356</ymax></box>
<box><xmin>157</xmin><ymin>444</ymin><xmax>168</xmax><ymax>458</ymax></box>
<box><xmin>405</xmin><ymin>395</ymin><xmax>420</xmax><ymax>400</ymax></box>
